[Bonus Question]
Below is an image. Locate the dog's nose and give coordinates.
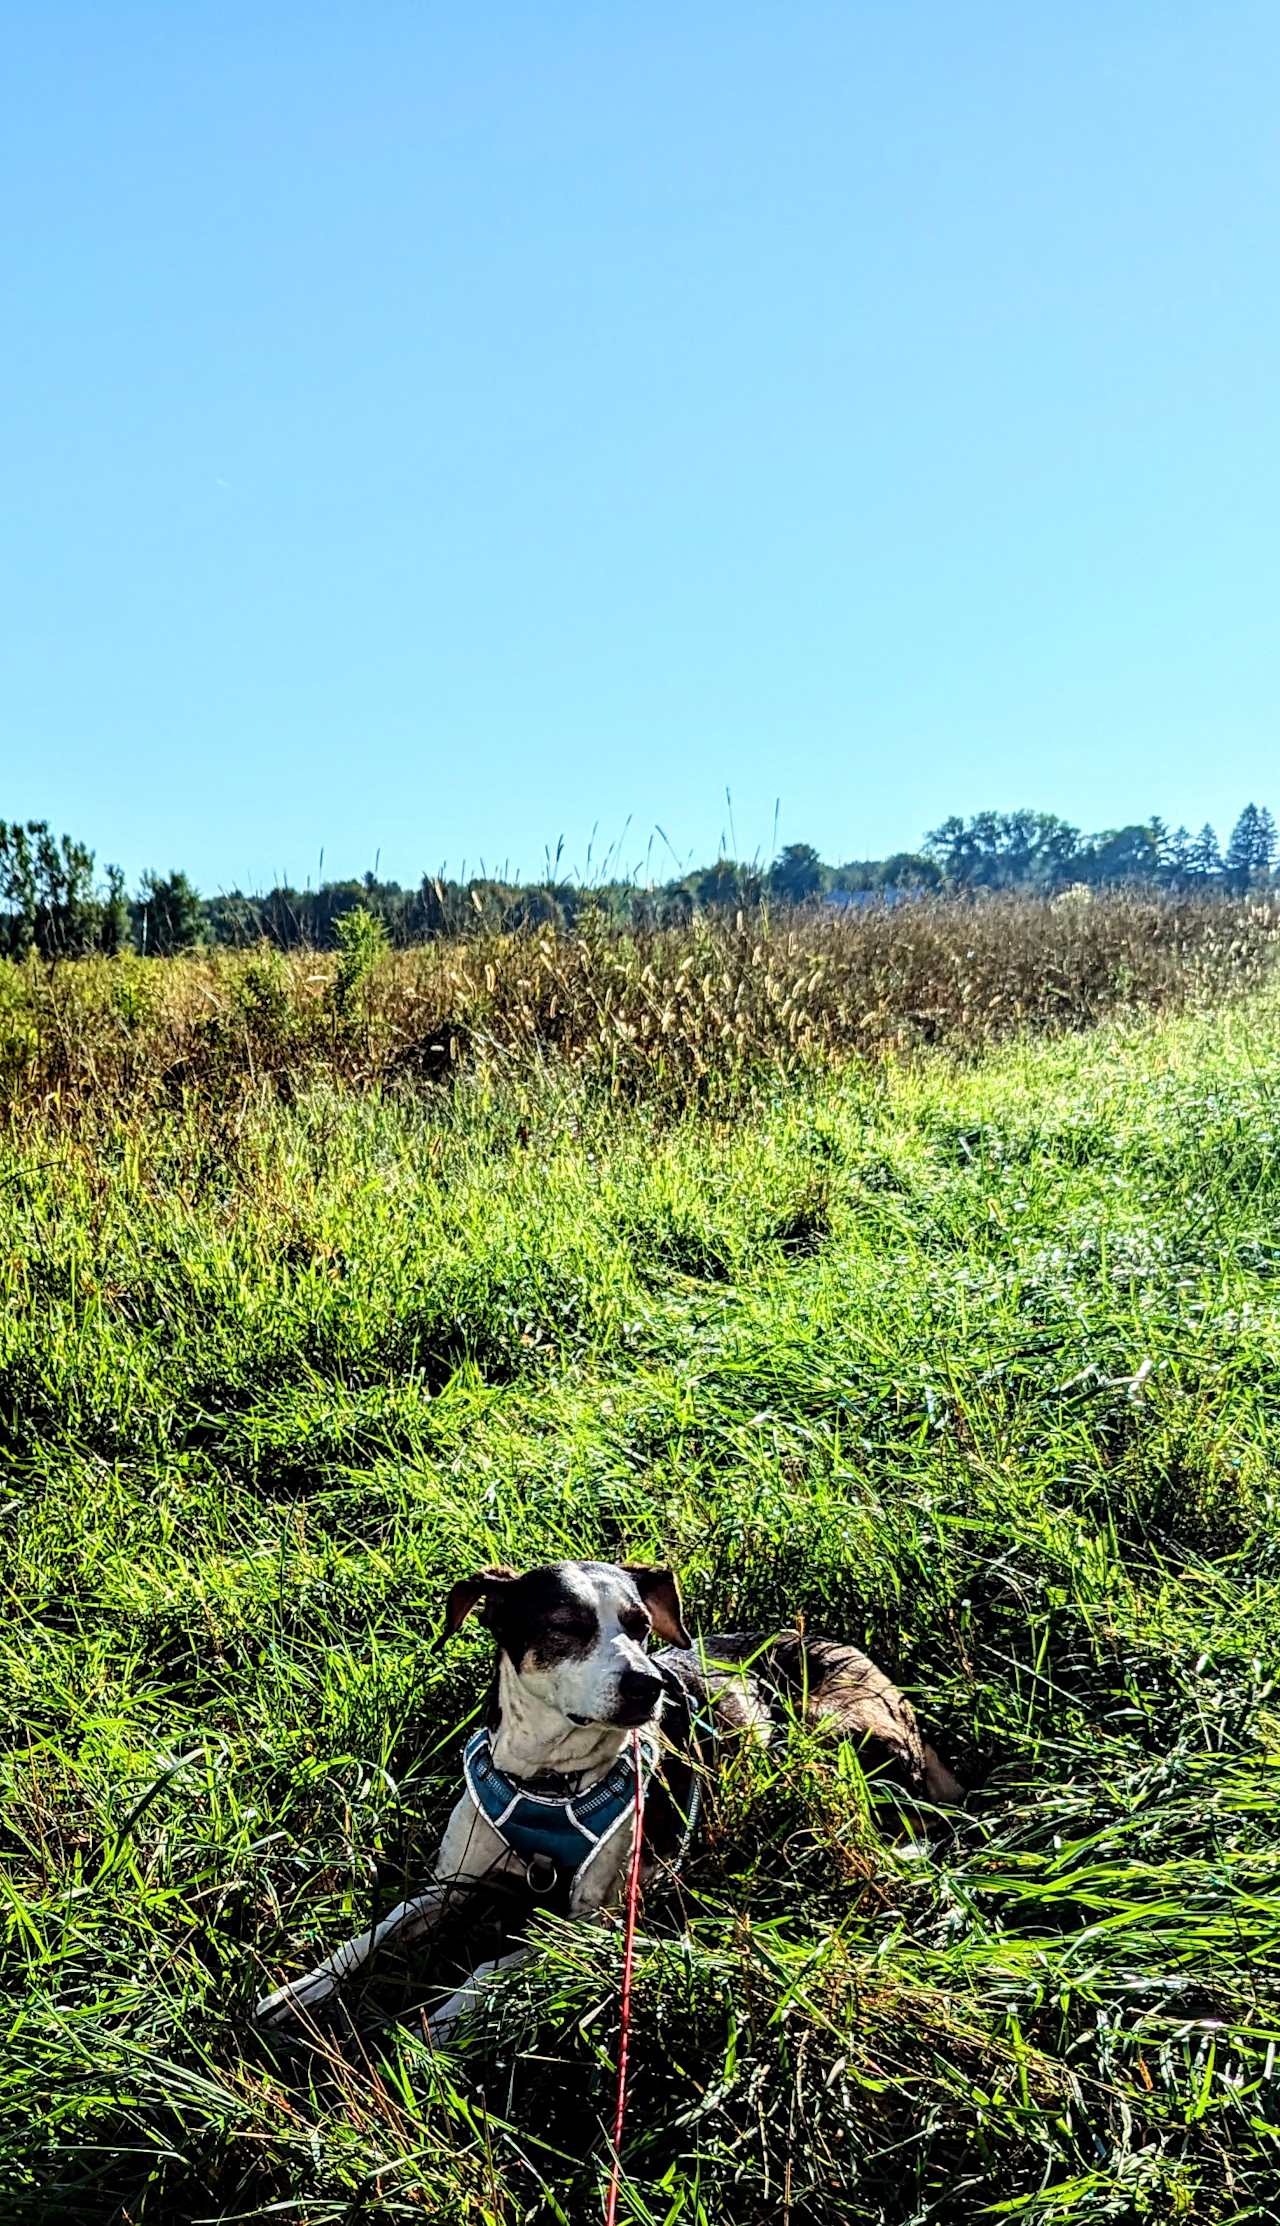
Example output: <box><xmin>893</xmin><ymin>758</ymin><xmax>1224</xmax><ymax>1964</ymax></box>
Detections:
<box><xmin>616</xmin><ymin>1665</ymin><xmax>663</xmax><ymax>1719</ymax></box>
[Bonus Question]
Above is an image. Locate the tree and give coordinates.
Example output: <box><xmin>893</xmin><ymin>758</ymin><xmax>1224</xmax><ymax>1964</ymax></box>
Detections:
<box><xmin>1188</xmin><ymin>824</ymin><xmax>1222</xmax><ymax>880</ymax></box>
<box><xmin>1084</xmin><ymin>824</ymin><xmax>1161</xmax><ymax>885</ymax></box>
<box><xmin>993</xmin><ymin>811</ymin><xmax>1042</xmax><ymax>887</ymax></box>
<box><xmin>34</xmin><ymin>826</ymin><xmax>100</xmax><ymax>956</ymax></box>
<box><xmin>495</xmin><ymin>884</ymin><xmax>548</xmax><ymax>930</ymax></box>
<box><xmin>949</xmin><ymin>811</ymin><xmax>1006</xmax><ymax>886</ymax></box>
<box><xmin>768</xmin><ymin>843</ymin><xmax>823</xmax><ymax>905</ymax></box>
<box><xmin>0</xmin><ymin>821</ymin><xmax>39</xmax><ymax>956</ymax></box>
<box><xmin>100</xmin><ymin>865</ymin><xmax>130</xmax><ymax>954</ymax></box>
<box><xmin>414</xmin><ymin>875</ymin><xmax>462</xmax><ymax>940</ymax></box>
<box><xmin>139</xmin><ymin>869</ymin><xmax>203</xmax><ymax>955</ymax></box>
<box><xmin>924</xmin><ymin>815</ymin><xmax>967</xmax><ymax>882</ymax></box>
<box><xmin>879</xmin><ymin>851</ymin><xmax>942</xmax><ymax>889</ymax></box>
<box><xmin>1025</xmin><ymin>815</ymin><xmax>1082</xmax><ymax>888</ymax></box>
<box><xmin>925</xmin><ymin>811</ymin><xmax>1080</xmax><ymax>890</ymax></box>
<box><xmin>1161</xmin><ymin>826</ymin><xmax>1194</xmax><ymax>884</ymax></box>
<box><xmin>687</xmin><ymin>858</ymin><xmax>762</xmax><ymax>912</ymax></box>
<box><xmin>0</xmin><ymin>820</ymin><xmax>112</xmax><ymax>957</ymax></box>
<box><xmin>1226</xmin><ymin>804</ymin><xmax>1277</xmax><ymax>887</ymax></box>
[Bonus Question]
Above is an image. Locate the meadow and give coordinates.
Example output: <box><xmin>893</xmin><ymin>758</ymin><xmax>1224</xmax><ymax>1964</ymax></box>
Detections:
<box><xmin>2</xmin><ymin>898</ymin><xmax>1279</xmax><ymax>2223</ymax></box>
<box><xmin>2</xmin><ymin>889</ymin><xmax>1276</xmax><ymax>1115</ymax></box>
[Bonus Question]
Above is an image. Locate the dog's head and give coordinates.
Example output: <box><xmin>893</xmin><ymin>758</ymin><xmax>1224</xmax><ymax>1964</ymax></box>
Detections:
<box><xmin>437</xmin><ymin>1559</ymin><xmax>692</xmax><ymax>1729</ymax></box>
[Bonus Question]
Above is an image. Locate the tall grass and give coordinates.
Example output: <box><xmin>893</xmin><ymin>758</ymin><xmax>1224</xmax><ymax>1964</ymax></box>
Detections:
<box><xmin>2</xmin><ymin>976</ymin><xmax>1279</xmax><ymax>2220</ymax></box>
<box><xmin>2</xmin><ymin>890</ymin><xmax>1276</xmax><ymax>1115</ymax></box>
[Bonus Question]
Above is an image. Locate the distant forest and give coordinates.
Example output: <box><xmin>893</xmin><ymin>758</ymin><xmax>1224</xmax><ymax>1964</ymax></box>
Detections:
<box><xmin>0</xmin><ymin>803</ymin><xmax>1276</xmax><ymax>958</ymax></box>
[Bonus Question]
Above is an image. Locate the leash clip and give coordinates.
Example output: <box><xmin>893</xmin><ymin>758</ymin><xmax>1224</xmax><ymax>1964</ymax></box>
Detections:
<box><xmin>525</xmin><ymin>1851</ymin><xmax>559</xmax><ymax>1897</ymax></box>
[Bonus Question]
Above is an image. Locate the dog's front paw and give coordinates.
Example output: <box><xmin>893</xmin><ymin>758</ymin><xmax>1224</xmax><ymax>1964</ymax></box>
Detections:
<box><xmin>255</xmin><ymin>1968</ymin><xmax>339</xmax><ymax>2028</ymax></box>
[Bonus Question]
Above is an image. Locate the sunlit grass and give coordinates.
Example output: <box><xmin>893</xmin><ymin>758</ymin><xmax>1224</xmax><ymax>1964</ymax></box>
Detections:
<box><xmin>1</xmin><ymin>987</ymin><xmax>1279</xmax><ymax>2218</ymax></box>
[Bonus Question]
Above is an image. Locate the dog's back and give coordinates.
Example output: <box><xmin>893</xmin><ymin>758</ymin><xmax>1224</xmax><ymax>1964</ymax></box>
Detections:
<box><xmin>656</xmin><ymin>1629</ymin><xmax>963</xmax><ymax>1803</ymax></box>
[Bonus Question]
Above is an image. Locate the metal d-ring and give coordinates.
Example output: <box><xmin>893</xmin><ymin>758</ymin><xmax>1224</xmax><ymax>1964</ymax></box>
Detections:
<box><xmin>525</xmin><ymin>1852</ymin><xmax>559</xmax><ymax>1897</ymax></box>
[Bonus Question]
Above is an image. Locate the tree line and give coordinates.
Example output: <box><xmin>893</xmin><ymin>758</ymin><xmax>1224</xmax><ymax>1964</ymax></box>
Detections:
<box><xmin>0</xmin><ymin>803</ymin><xmax>1275</xmax><ymax>960</ymax></box>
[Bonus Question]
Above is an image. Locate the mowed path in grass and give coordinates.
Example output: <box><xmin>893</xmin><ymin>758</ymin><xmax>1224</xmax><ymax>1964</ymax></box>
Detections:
<box><xmin>2</xmin><ymin>992</ymin><xmax>1279</xmax><ymax>2223</ymax></box>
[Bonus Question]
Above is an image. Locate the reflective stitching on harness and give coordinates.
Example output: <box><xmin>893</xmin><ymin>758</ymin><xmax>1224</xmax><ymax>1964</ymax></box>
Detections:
<box><xmin>463</xmin><ymin>1728</ymin><xmax>660</xmax><ymax>1894</ymax></box>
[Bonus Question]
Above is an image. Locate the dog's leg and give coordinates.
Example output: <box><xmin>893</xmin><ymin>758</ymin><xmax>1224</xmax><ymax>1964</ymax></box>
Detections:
<box><xmin>255</xmin><ymin>1879</ymin><xmax>461</xmax><ymax>2026</ymax></box>
<box><xmin>425</xmin><ymin>1804</ymin><xmax>643</xmax><ymax>2044</ymax></box>
<box><xmin>428</xmin><ymin>1946</ymin><xmax>532</xmax><ymax>2043</ymax></box>
<box><xmin>921</xmin><ymin>1741</ymin><xmax>965</xmax><ymax>1805</ymax></box>
<box><xmin>256</xmin><ymin>1796</ymin><xmax>511</xmax><ymax>2028</ymax></box>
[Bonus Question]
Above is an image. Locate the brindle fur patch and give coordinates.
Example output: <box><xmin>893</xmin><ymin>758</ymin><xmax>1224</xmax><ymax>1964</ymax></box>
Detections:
<box><xmin>656</xmin><ymin>1630</ymin><xmax>963</xmax><ymax>1802</ymax></box>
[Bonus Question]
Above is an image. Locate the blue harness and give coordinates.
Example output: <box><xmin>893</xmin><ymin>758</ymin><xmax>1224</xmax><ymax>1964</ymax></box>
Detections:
<box><xmin>462</xmin><ymin>1726</ymin><xmax>662</xmax><ymax>1901</ymax></box>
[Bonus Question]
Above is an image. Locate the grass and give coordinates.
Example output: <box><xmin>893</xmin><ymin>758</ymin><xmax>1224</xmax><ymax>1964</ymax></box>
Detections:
<box><xmin>2</xmin><ymin>964</ymin><xmax>1280</xmax><ymax>2221</ymax></box>
<box><xmin>2</xmin><ymin>889</ymin><xmax>1277</xmax><ymax>1116</ymax></box>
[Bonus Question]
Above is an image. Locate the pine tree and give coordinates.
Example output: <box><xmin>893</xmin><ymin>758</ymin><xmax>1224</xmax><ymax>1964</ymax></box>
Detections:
<box><xmin>1188</xmin><ymin>824</ymin><xmax>1222</xmax><ymax>879</ymax></box>
<box><xmin>1162</xmin><ymin>826</ymin><xmax>1193</xmax><ymax>883</ymax></box>
<box><xmin>1226</xmin><ymin>804</ymin><xmax>1275</xmax><ymax>886</ymax></box>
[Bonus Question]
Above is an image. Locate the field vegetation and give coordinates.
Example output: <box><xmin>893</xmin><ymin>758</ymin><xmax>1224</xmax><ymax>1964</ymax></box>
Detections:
<box><xmin>2</xmin><ymin>896</ymin><xmax>1279</xmax><ymax>2222</ymax></box>
<box><xmin>2</xmin><ymin>890</ymin><xmax>1277</xmax><ymax>1117</ymax></box>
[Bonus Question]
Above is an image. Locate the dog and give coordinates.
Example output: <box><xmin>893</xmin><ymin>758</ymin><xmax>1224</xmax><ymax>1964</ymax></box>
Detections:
<box><xmin>256</xmin><ymin>1559</ymin><xmax>961</xmax><ymax>2036</ymax></box>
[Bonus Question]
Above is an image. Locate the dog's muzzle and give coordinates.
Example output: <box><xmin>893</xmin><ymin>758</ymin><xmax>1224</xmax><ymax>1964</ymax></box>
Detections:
<box><xmin>612</xmin><ymin>1666</ymin><xmax>665</xmax><ymax>1725</ymax></box>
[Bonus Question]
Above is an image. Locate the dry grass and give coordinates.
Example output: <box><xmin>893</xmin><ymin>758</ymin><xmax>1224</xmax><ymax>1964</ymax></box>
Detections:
<box><xmin>1</xmin><ymin>890</ymin><xmax>1277</xmax><ymax>1119</ymax></box>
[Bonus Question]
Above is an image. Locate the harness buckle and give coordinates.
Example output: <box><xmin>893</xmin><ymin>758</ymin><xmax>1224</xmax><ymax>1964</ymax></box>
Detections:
<box><xmin>525</xmin><ymin>1851</ymin><xmax>559</xmax><ymax>1898</ymax></box>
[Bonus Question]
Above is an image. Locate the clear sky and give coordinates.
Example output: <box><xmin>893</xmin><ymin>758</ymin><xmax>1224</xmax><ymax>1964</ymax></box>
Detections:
<box><xmin>4</xmin><ymin>4</ymin><xmax>1278</xmax><ymax>892</ymax></box>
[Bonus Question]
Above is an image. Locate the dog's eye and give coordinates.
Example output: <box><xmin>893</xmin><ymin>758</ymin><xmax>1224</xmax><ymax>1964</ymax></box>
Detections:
<box><xmin>620</xmin><ymin>1608</ymin><xmax>650</xmax><ymax>1641</ymax></box>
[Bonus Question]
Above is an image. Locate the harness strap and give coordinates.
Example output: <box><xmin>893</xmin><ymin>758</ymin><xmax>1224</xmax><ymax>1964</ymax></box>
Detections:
<box><xmin>463</xmin><ymin>1727</ymin><xmax>659</xmax><ymax>1898</ymax></box>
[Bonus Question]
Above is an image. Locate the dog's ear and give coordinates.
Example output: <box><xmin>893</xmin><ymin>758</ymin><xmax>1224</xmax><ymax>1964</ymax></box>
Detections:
<box><xmin>627</xmin><ymin>1565</ymin><xmax>692</xmax><ymax>1650</ymax></box>
<box><xmin>435</xmin><ymin>1567</ymin><xmax>517</xmax><ymax>1651</ymax></box>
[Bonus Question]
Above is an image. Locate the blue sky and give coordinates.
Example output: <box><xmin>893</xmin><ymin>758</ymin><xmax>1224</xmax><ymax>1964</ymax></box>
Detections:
<box><xmin>3</xmin><ymin>4</ymin><xmax>1278</xmax><ymax>891</ymax></box>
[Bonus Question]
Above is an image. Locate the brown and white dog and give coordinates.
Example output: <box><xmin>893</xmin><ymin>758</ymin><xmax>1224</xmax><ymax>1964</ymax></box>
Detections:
<box><xmin>256</xmin><ymin>1559</ymin><xmax>961</xmax><ymax>2037</ymax></box>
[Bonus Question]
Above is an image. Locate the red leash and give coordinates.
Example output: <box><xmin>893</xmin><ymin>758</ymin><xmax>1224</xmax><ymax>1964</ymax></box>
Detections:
<box><xmin>603</xmin><ymin>1729</ymin><xmax>645</xmax><ymax>2225</ymax></box>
